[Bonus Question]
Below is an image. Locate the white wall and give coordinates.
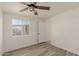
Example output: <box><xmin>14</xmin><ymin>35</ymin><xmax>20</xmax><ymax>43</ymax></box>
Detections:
<box><xmin>46</xmin><ymin>8</ymin><xmax>79</xmax><ymax>55</ymax></box>
<box><xmin>0</xmin><ymin>9</ymin><xmax>3</xmax><ymax>55</ymax></box>
<box><xmin>3</xmin><ymin>12</ymin><xmax>38</xmax><ymax>52</ymax></box>
<box><xmin>3</xmin><ymin>12</ymin><xmax>48</xmax><ymax>52</ymax></box>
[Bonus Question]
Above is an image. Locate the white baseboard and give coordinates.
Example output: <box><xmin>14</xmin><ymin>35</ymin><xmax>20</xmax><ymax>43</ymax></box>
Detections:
<box><xmin>50</xmin><ymin>42</ymin><xmax>79</xmax><ymax>55</ymax></box>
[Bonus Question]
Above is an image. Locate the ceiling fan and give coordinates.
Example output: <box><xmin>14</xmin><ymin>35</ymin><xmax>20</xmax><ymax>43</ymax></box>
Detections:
<box><xmin>20</xmin><ymin>2</ymin><xmax>50</xmax><ymax>15</ymax></box>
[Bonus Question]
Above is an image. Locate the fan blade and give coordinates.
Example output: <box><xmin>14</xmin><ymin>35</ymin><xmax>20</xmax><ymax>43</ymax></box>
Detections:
<box><xmin>20</xmin><ymin>2</ymin><xmax>29</xmax><ymax>6</ymax></box>
<box><xmin>33</xmin><ymin>2</ymin><xmax>37</xmax><ymax>5</ymax></box>
<box><xmin>36</xmin><ymin>6</ymin><xmax>50</xmax><ymax>10</ymax></box>
<box><xmin>20</xmin><ymin>7</ymin><xmax>28</xmax><ymax>12</ymax></box>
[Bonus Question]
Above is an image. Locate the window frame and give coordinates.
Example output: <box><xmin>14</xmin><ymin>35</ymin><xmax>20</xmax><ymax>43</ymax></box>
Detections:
<box><xmin>12</xmin><ymin>18</ymin><xmax>30</xmax><ymax>36</ymax></box>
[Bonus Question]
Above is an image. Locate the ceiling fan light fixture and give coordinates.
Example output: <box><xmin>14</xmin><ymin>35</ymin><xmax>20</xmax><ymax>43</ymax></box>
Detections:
<box><xmin>34</xmin><ymin>11</ymin><xmax>38</xmax><ymax>15</ymax></box>
<box><xmin>29</xmin><ymin>7</ymin><xmax>34</xmax><ymax>12</ymax></box>
<box><xmin>20</xmin><ymin>2</ymin><xmax>50</xmax><ymax>15</ymax></box>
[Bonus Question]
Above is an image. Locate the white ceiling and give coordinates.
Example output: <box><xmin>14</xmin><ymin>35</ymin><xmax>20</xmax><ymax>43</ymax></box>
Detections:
<box><xmin>0</xmin><ymin>2</ymin><xmax>79</xmax><ymax>20</ymax></box>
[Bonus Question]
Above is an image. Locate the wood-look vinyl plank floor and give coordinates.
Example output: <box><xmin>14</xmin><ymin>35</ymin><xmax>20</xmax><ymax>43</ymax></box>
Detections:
<box><xmin>3</xmin><ymin>42</ymin><xmax>78</xmax><ymax>56</ymax></box>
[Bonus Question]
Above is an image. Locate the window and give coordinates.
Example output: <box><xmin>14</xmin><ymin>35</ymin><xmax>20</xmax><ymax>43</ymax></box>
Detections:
<box><xmin>12</xmin><ymin>18</ymin><xmax>30</xmax><ymax>36</ymax></box>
